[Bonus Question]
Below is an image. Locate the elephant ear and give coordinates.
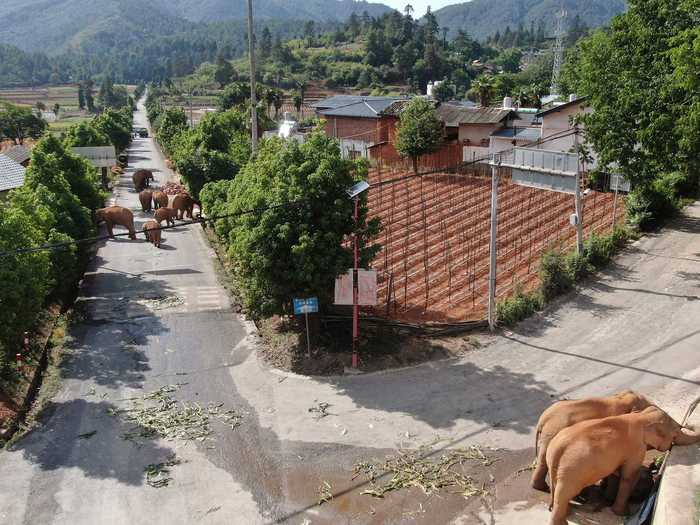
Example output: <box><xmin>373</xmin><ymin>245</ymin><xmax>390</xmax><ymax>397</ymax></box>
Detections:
<box><xmin>644</xmin><ymin>422</ymin><xmax>672</xmax><ymax>451</ymax></box>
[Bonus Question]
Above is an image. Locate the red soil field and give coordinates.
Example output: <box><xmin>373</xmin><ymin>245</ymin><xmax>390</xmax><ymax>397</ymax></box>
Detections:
<box><xmin>365</xmin><ymin>167</ymin><xmax>624</xmax><ymax>323</ymax></box>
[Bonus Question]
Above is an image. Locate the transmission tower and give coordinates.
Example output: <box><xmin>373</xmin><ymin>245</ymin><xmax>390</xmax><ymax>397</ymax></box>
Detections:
<box><xmin>549</xmin><ymin>6</ymin><xmax>567</xmax><ymax>97</ymax></box>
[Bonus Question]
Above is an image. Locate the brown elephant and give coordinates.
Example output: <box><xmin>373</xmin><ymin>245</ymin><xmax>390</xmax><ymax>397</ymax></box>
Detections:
<box><xmin>139</xmin><ymin>189</ymin><xmax>153</xmax><ymax>212</ymax></box>
<box><xmin>96</xmin><ymin>206</ymin><xmax>136</xmax><ymax>240</ymax></box>
<box><xmin>531</xmin><ymin>390</ymin><xmax>652</xmax><ymax>491</ymax></box>
<box><xmin>172</xmin><ymin>193</ymin><xmax>200</xmax><ymax>219</ymax></box>
<box><xmin>132</xmin><ymin>169</ymin><xmax>154</xmax><ymax>191</ymax></box>
<box><xmin>152</xmin><ymin>190</ymin><xmax>168</xmax><ymax>209</ymax></box>
<box><xmin>154</xmin><ymin>207</ymin><xmax>177</xmax><ymax>227</ymax></box>
<box><xmin>142</xmin><ymin>220</ymin><xmax>161</xmax><ymax>248</ymax></box>
<box><xmin>546</xmin><ymin>406</ymin><xmax>700</xmax><ymax>525</ymax></box>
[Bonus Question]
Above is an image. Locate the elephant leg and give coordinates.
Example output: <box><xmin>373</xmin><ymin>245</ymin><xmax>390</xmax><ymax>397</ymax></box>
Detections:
<box><xmin>611</xmin><ymin>462</ymin><xmax>641</xmax><ymax>516</ymax></box>
<box><xmin>106</xmin><ymin>222</ymin><xmax>114</xmax><ymax>238</ymax></box>
<box><xmin>549</xmin><ymin>481</ymin><xmax>577</xmax><ymax>525</ymax></box>
<box><xmin>532</xmin><ymin>434</ymin><xmax>552</xmax><ymax>491</ymax></box>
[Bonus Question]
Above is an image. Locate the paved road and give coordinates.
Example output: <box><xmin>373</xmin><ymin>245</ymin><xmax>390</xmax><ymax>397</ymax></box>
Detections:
<box><xmin>1</xmin><ymin>99</ymin><xmax>700</xmax><ymax>525</ymax></box>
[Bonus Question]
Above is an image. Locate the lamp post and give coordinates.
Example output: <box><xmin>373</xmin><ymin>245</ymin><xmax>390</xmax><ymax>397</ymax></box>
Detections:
<box><xmin>347</xmin><ymin>181</ymin><xmax>370</xmax><ymax>369</ymax></box>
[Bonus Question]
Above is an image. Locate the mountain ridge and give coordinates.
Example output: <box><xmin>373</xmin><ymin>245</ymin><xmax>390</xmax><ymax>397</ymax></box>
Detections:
<box><xmin>432</xmin><ymin>0</ymin><xmax>627</xmax><ymax>40</ymax></box>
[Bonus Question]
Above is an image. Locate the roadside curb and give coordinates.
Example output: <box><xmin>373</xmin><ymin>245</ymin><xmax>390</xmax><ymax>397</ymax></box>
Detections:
<box><xmin>652</xmin><ymin>399</ymin><xmax>700</xmax><ymax>525</ymax></box>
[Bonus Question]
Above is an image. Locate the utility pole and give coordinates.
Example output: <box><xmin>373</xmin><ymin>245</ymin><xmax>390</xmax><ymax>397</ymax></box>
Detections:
<box><xmin>352</xmin><ymin>194</ymin><xmax>360</xmax><ymax>368</ymax></box>
<box><xmin>487</xmin><ymin>158</ymin><xmax>501</xmax><ymax>331</ymax></box>
<box><xmin>574</xmin><ymin>127</ymin><xmax>584</xmax><ymax>255</ymax></box>
<box><xmin>247</xmin><ymin>0</ymin><xmax>259</xmax><ymax>153</ymax></box>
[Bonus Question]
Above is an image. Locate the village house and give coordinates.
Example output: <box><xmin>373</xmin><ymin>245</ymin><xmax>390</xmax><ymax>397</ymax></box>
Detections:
<box><xmin>0</xmin><ymin>154</ymin><xmax>26</xmax><ymax>198</ymax></box>
<box><xmin>1</xmin><ymin>145</ymin><xmax>31</xmax><ymax>167</ymax></box>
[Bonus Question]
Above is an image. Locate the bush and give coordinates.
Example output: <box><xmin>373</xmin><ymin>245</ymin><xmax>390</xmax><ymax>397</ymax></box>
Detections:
<box><xmin>626</xmin><ymin>173</ymin><xmax>682</xmax><ymax>230</ymax></box>
<box><xmin>497</xmin><ymin>287</ymin><xmax>542</xmax><ymax>326</ymax></box>
<box><xmin>539</xmin><ymin>250</ymin><xmax>574</xmax><ymax>301</ymax></box>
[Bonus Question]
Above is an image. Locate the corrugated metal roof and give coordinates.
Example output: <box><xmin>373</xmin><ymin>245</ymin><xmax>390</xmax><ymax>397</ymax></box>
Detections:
<box><xmin>0</xmin><ymin>154</ymin><xmax>26</xmax><ymax>192</ymax></box>
<box><xmin>318</xmin><ymin>97</ymin><xmax>406</xmax><ymax>119</ymax></box>
<box><xmin>70</xmin><ymin>146</ymin><xmax>117</xmax><ymax>168</ymax></box>
<box><xmin>536</xmin><ymin>96</ymin><xmax>589</xmax><ymax>118</ymax></box>
<box><xmin>312</xmin><ymin>95</ymin><xmax>405</xmax><ymax>110</ymax></box>
<box><xmin>491</xmin><ymin>127</ymin><xmax>542</xmax><ymax>141</ymax></box>
<box><xmin>3</xmin><ymin>145</ymin><xmax>31</xmax><ymax>164</ymax></box>
<box><xmin>436</xmin><ymin>105</ymin><xmax>515</xmax><ymax>126</ymax></box>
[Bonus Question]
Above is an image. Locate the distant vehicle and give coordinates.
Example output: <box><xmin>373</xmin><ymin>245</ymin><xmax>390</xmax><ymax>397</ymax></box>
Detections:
<box><xmin>134</xmin><ymin>127</ymin><xmax>149</xmax><ymax>138</ymax></box>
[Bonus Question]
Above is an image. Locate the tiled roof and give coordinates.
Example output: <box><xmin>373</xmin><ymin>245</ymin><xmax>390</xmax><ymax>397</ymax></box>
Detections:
<box><xmin>0</xmin><ymin>154</ymin><xmax>26</xmax><ymax>192</ymax></box>
<box><xmin>491</xmin><ymin>127</ymin><xmax>542</xmax><ymax>142</ymax></box>
<box><xmin>3</xmin><ymin>145</ymin><xmax>31</xmax><ymax>164</ymax></box>
<box><xmin>436</xmin><ymin>105</ymin><xmax>515</xmax><ymax>126</ymax></box>
<box><xmin>317</xmin><ymin>97</ymin><xmax>408</xmax><ymax>119</ymax></box>
<box><xmin>380</xmin><ymin>99</ymin><xmax>414</xmax><ymax>117</ymax></box>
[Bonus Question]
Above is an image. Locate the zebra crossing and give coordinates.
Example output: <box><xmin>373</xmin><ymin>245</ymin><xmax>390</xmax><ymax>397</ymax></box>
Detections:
<box><xmin>78</xmin><ymin>285</ymin><xmax>231</xmax><ymax>321</ymax></box>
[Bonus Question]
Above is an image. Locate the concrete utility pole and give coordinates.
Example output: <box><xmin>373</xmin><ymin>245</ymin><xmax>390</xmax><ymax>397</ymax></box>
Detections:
<box><xmin>574</xmin><ymin>127</ymin><xmax>584</xmax><ymax>255</ymax></box>
<box><xmin>247</xmin><ymin>0</ymin><xmax>258</xmax><ymax>153</ymax></box>
<box><xmin>487</xmin><ymin>158</ymin><xmax>501</xmax><ymax>331</ymax></box>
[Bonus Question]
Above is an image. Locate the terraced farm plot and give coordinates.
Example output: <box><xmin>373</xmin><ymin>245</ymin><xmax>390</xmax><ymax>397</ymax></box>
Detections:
<box><xmin>366</xmin><ymin>168</ymin><xmax>623</xmax><ymax>323</ymax></box>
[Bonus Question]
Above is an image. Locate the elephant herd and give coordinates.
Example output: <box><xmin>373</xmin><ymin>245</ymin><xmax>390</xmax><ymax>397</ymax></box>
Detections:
<box><xmin>531</xmin><ymin>390</ymin><xmax>700</xmax><ymax>524</ymax></box>
<box><xmin>94</xmin><ymin>168</ymin><xmax>201</xmax><ymax>249</ymax></box>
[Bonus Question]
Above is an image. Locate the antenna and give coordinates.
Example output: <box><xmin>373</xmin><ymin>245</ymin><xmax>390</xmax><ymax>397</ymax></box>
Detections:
<box><xmin>549</xmin><ymin>5</ymin><xmax>567</xmax><ymax>97</ymax></box>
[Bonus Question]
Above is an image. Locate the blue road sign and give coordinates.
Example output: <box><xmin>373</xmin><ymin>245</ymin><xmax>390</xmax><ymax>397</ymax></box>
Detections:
<box><xmin>293</xmin><ymin>297</ymin><xmax>319</xmax><ymax>315</ymax></box>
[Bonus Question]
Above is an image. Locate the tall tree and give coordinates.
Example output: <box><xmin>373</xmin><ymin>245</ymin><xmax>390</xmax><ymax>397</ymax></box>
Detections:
<box><xmin>0</xmin><ymin>103</ymin><xmax>47</xmax><ymax>144</ymax></box>
<box><xmin>395</xmin><ymin>98</ymin><xmax>443</xmax><ymax>174</ymax></box>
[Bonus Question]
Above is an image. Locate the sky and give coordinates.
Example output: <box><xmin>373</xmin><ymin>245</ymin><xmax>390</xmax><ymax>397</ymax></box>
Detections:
<box><xmin>379</xmin><ymin>0</ymin><xmax>461</xmax><ymax>17</ymax></box>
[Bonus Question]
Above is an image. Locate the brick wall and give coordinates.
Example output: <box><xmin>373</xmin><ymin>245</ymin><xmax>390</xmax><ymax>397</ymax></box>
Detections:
<box><xmin>324</xmin><ymin>117</ymin><xmax>381</xmax><ymax>142</ymax></box>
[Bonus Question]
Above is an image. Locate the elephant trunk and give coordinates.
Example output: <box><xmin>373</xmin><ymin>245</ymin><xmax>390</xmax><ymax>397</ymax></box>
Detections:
<box><xmin>675</xmin><ymin>425</ymin><xmax>700</xmax><ymax>446</ymax></box>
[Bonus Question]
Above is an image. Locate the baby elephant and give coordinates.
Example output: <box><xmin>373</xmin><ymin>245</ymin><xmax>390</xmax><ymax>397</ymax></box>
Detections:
<box><xmin>154</xmin><ymin>207</ymin><xmax>177</xmax><ymax>227</ymax></box>
<box><xmin>142</xmin><ymin>220</ymin><xmax>161</xmax><ymax>248</ymax></box>
<box><xmin>139</xmin><ymin>189</ymin><xmax>153</xmax><ymax>212</ymax></box>
<box><xmin>546</xmin><ymin>406</ymin><xmax>700</xmax><ymax>525</ymax></box>
<box><xmin>152</xmin><ymin>190</ymin><xmax>168</xmax><ymax>209</ymax></box>
<box><xmin>532</xmin><ymin>390</ymin><xmax>651</xmax><ymax>491</ymax></box>
<box><xmin>96</xmin><ymin>206</ymin><xmax>136</xmax><ymax>240</ymax></box>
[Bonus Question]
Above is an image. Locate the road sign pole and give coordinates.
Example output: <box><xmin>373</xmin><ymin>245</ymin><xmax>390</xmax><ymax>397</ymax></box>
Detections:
<box><xmin>488</xmin><ymin>160</ymin><xmax>500</xmax><ymax>331</ymax></box>
<box><xmin>352</xmin><ymin>194</ymin><xmax>360</xmax><ymax>369</ymax></box>
<box><xmin>305</xmin><ymin>310</ymin><xmax>311</xmax><ymax>358</ymax></box>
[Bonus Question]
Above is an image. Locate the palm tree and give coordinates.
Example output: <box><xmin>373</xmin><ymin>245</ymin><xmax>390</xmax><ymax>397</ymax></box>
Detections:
<box><xmin>404</xmin><ymin>4</ymin><xmax>413</xmax><ymax>17</ymax></box>
<box><xmin>470</xmin><ymin>76</ymin><xmax>496</xmax><ymax>107</ymax></box>
<box><xmin>272</xmin><ymin>90</ymin><xmax>283</xmax><ymax>120</ymax></box>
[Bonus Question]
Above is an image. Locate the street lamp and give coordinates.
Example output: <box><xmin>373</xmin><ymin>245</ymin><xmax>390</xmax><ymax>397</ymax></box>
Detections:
<box><xmin>346</xmin><ymin>181</ymin><xmax>370</xmax><ymax>369</ymax></box>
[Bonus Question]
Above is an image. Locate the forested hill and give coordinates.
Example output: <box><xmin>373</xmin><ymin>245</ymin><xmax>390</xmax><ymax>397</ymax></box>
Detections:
<box><xmin>153</xmin><ymin>0</ymin><xmax>392</xmax><ymax>23</ymax></box>
<box><xmin>0</xmin><ymin>0</ymin><xmax>392</xmax><ymax>54</ymax></box>
<box><xmin>432</xmin><ymin>0</ymin><xmax>627</xmax><ymax>40</ymax></box>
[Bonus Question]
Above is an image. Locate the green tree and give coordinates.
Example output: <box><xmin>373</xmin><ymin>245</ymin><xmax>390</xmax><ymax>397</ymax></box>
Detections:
<box><xmin>0</xmin><ymin>103</ymin><xmax>47</xmax><ymax>144</ymax></box>
<box><xmin>563</xmin><ymin>0</ymin><xmax>700</xmax><ymax>196</ymax></box>
<box><xmin>395</xmin><ymin>98</ymin><xmax>443</xmax><ymax>174</ymax></box>
<box><xmin>154</xmin><ymin>107</ymin><xmax>188</xmax><ymax>154</ymax></box>
<box><xmin>35</xmin><ymin>101</ymin><xmax>46</xmax><ymax>116</ymax></box>
<box><xmin>219</xmin><ymin>82</ymin><xmax>249</xmax><ymax>110</ymax></box>
<box><xmin>63</xmin><ymin>121</ymin><xmax>110</xmax><ymax>148</ymax></box>
<box><xmin>214</xmin><ymin>55</ymin><xmax>235</xmax><ymax>88</ymax></box>
<box><xmin>469</xmin><ymin>75</ymin><xmax>496</xmax><ymax>107</ymax></box>
<box><xmin>78</xmin><ymin>84</ymin><xmax>86</xmax><ymax>110</ymax></box>
<box><xmin>53</xmin><ymin>103</ymin><xmax>61</xmax><ymax>118</ymax></box>
<box><xmin>431</xmin><ymin>81</ymin><xmax>453</xmax><ymax>102</ymax></box>
<box><xmin>259</xmin><ymin>26</ymin><xmax>273</xmax><ymax>60</ymax></box>
<box><xmin>495</xmin><ymin>48</ymin><xmax>523</xmax><ymax>74</ymax></box>
<box><xmin>93</xmin><ymin>108</ymin><xmax>133</xmax><ymax>152</ymax></box>
<box><xmin>207</xmin><ymin>133</ymin><xmax>380</xmax><ymax>318</ymax></box>
<box><xmin>0</xmin><ymin>204</ymin><xmax>52</xmax><ymax>362</ymax></box>
<box><xmin>293</xmin><ymin>93</ymin><xmax>303</xmax><ymax>114</ymax></box>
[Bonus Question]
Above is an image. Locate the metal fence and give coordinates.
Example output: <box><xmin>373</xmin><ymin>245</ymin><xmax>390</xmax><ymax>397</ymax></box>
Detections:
<box><xmin>365</xmin><ymin>165</ymin><xmax>624</xmax><ymax>323</ymax></box>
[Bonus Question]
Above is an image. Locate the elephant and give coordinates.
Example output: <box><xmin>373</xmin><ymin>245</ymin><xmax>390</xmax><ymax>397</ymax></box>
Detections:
<box><xmin>531</xmin><ymin>390</ymin><xmax>652</xmax><ymax>491</ymax></box>
<box><xmin>152</xmin><ymin>190</ymin><xmax>168</xmax><ymax>209</ymax></box>
<box><xmin>142</xmin><ymin>219</ymin><xmax>161</xmax><ymax>248</ymax></box>
<box><xmin>132</xmin><ymin>169</ymin><xmax>154</xmax><ymax>191</ymax></box>
<box><xmin>139</xmin><ymin>189</ymin><xmax>153</xmax><ymax>212</ymax></box>
<box><xmin>154</xmin><ymin>207</ymin><xmax>177</xmax><ymax>227</ymax></box>
<box><xmin>546</xmin><ymin>406</ymin><xmax>700</xmax><ymax>525</ymax></box>
<box><xmin>96</xmin><ymin>206</ymin><xmax>136</xmax><ymax>240</ymax></box>
<box><xmin>172</xmin><ymin>192</ymin><xmax>201</xmax><ymax>220</ymax></box>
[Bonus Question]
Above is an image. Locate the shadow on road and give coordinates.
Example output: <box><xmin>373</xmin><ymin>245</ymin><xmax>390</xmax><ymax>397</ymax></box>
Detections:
<box><xmin>8</xmin><ymin>399</ymin><xmax>174</xmax><ymax>486</ymax></box>
<box><xmin>319</xmin><ymin>360</ymin><xmax>556</xmax><ymax>432</ymax></box>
